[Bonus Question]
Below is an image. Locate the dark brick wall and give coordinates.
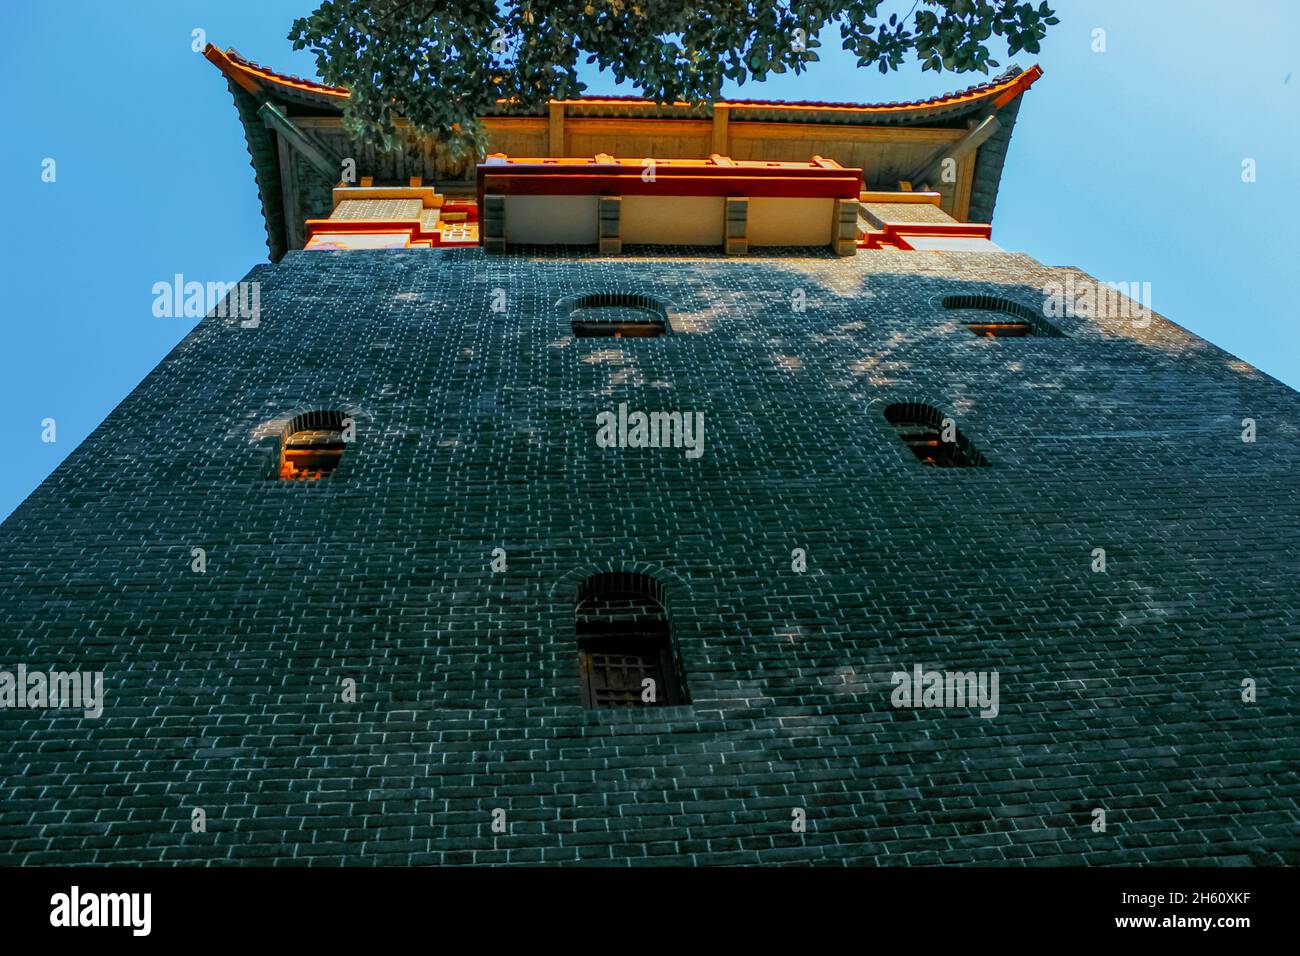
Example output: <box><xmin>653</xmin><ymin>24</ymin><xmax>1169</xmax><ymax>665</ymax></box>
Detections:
<box><xmin>1</xmin><ymin>246</ymin><xmax>1297</xmax><ymax>865</ymax></box>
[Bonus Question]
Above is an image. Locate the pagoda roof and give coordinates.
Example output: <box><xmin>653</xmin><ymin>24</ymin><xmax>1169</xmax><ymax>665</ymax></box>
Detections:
<box><xmin>206</xmin><ymin>44</ymin><xmax>1040</xmax><ymax>259</ymax></box>
<box><xmin>210</xmin><ymin>46</ymin><xmax>1039</xmax><ymax>122</ymax></box>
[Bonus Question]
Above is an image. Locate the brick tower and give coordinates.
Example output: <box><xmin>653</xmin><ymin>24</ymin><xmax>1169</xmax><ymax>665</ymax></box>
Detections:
<box><xmin>0</xmin><ymin>48</ymin><xmax>1296</xmax><ymax>867</ymax></box>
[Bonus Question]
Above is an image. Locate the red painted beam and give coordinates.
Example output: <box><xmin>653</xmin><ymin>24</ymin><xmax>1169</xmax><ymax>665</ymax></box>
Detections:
<box><xmin>483</xmin><ymin>161</ymin><xmax>860</xmax><ymax>179</ymax></box>
<box><xmin>860</xmin><ymin>221</ymin><xmax>994</xmax><ymax>249</ymax></box>
<box><xmin>481</xmin><ymin>173</ymin><xmax>860</xmax><ymax>199</ymax></box>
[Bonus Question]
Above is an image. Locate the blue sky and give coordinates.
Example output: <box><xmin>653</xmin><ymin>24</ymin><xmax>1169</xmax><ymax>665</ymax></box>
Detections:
<box><xmin>1</xmin><ymin>0</ymin><xmax>1296</xmax><ymax>521</ymax></box>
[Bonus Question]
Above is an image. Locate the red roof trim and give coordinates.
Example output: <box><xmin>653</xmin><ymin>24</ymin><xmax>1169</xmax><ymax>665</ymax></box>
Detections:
<box><xmin>207</xmin><ymin>45</ymin><xmax>1041</xmax><ymax>115</ymax></box>
<box><xmin>207</xmin><ymin>46</ymin><xmax>347</xmax><ymax>97</ymax></box>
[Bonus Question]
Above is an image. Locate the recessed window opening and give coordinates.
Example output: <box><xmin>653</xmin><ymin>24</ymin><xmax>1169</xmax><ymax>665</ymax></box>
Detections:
<box><xmin>883</xmin><ymin>402</ymin><xmax>988</xmax><ymax>468</ymax></box>
<box><xmin>279</xmin><ymin>410</ymin><xmax>348</xmax><ymax>480</ymax></box>
<box><xmin>940</xmin><ymin>293</ymin><xmax>1062</xmax><ymax>338</ymax></box>
<box><xmin>568</xmin><ymin>292</ymin><xmax>668</xmax><ymax>338</ymax></box>
<box><xmin>576</xmin><ymin>572</ymin><xmax>686</xmax><ymax>707</ymax></box>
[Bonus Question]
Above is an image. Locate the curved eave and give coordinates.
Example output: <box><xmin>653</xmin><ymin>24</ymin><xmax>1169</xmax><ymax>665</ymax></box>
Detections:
<box><xmin>968</xmin><ymin>91</ymin><xmax>1025</xmax><ymax>224</ymax></box>
<box><xmin>207</xmin><ymin>45</ymin><xmax>1041</xmax><ymax>126</ymax></box>
<box><xmin>206</xmin><ymin>45</ymin><xmax>345</xmax><ymax>101</ymax></box>
<box><xmin>218</xmin><ymin>76</ymin><xmax>287</xmax><ymax>261</ymax></box>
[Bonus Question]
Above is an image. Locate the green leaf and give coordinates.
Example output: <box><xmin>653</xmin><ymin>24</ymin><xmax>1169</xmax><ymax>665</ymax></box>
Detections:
<box><xmin>290</xmin><ymin>0</ymin><xmax>1061</xmax><ymax>150</ymax></box>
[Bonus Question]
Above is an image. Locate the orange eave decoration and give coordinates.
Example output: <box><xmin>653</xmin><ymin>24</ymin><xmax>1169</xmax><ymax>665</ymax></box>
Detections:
<box><xmin>304</xmin><ymin>220</ymin><xmax>478</xmax><ymax>249</ymax></box>
<box><xmin>204</xmin><ymin>45</ymin><xmax>348</xmax><ymax>98</ymax></box>
<box><xmin>204</xmin><ymin>43</ymin><xmax>1041</xmax><ymax>117</ymax></box>
<box><xmin>552</xmin><ymin>65</ymin><xmax>1043</xmax><ymax>115</ymax></box>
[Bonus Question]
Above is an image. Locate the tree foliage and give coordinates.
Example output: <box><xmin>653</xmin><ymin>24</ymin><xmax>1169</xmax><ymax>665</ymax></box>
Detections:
<box><xmin>290</xmin><ymin>1</ymin><xmax>1057</xmax><ymax>155</ymax></box>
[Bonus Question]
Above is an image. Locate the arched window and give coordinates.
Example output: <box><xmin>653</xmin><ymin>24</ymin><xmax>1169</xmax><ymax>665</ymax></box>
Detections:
<box><xmin>940</xmin><ymin>293</ymin><xmax>1063</xmax><ymax>338</ymax></box>
<box><xmin>278</xmin><ymin>410</ymin><xmax>348</xmax><ymax>480</ymax></box>
<box><xmin>575</xmin><ymin>572</ymin><xmax>686</xmax><ymax>707</ymax></box>
<box><xmin>883</xmin><ymin>402</ymin><xmax>989</xmax><ymax>468</ymax></box>
<box><xmin>567</xmin><ymin>292</ymin><xmax>667</xmax><ymax>338</ymax></box>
